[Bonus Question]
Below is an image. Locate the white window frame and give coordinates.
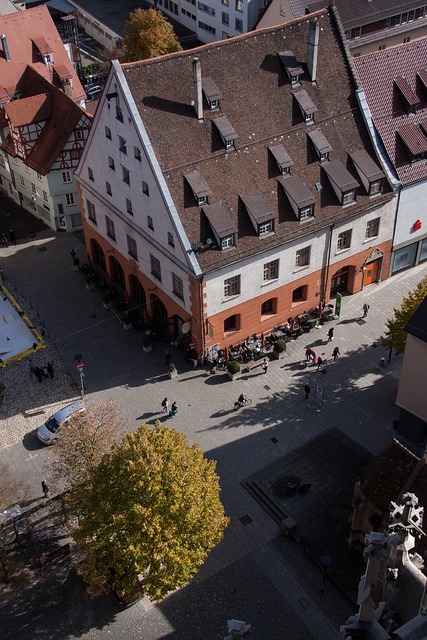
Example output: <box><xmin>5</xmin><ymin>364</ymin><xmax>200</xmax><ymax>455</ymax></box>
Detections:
<box><xmin>259</xmin><ymin>219</ymin><xmax>273</xmax><ymax>236</ymax></box>
<box><xmin>337</xmin><ymin>229</ymin><xmax>352</xmax><ymax>250</ymax></box>
<box><xmin>221</xmin><ymin>234</ymin><xmax>234</xmax><ymax>249</ymax></box>
<box><xmin>365</xmin><ymin>218</ymin><xmax>380</xmax><ymax>239</ymax></box>
<box><xmin>295</xmin><ymin>246</ymin><xmax>310</xmax><ymax>268</ymax></box>
<box><xmin>263</xmin><ymin>259</ymin><xmax>279</xmax><ymax>281</ymax></box>
<box><xmin>65</xmin><ymin>192</ymin><xmax>75</xmax><ymax>206</ymax></box>
<box><xmin>299</xmin><ymin>205</ymin><xmax>313</xmax><ymax>221</ymax></box>
<box><xmin>224</xmin><ymin>274</ymin><xmax>241</xmax><ymax>297</ymax></box>
<box><xmin>342</xmin><ymin>189</ymin><xmax>355</xmax><ymax>205</ymax></box>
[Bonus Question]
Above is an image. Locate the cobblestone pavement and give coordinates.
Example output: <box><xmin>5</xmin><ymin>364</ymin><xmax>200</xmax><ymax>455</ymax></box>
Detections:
<box><xmin>0</xmin><ymin>206</ymin><xmax>426</xmax><ymax>639</ymax></box>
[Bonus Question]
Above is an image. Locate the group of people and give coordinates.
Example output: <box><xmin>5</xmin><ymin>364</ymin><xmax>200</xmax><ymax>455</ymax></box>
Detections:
<box><xmin>0</xmin><ymin>228</ymin><xmax>16</xmax><ymax>247</ymax></box>
<box><xmin>30</xmin><ymin>359</ymin><xmax>54</xmax><ymax>383</ymax></box>
<box><xmin>161</xmin><ymin>397</ymin><xmax>178</xmax><ymax>417</ymax></box>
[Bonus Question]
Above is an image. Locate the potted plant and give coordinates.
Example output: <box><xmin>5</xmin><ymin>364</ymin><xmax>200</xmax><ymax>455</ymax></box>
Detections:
<box><xmin>227</xmin><ymin>359</ymin><xmax>241</xmax><ymax>381</ymax></box>
<box><xmin>143</xmin><ymin>337</ymin><xmax>152</xmax><ymax>353</ymax></box>
<box><xmin>102</xmin><ymin>294</ymin><xmax>112</xmax><ymax>310</ymax></box>
<box><xmin>273</xmin><ymin>338</ymin><xmax>287</xmax><ymax>360</ymax></box>
<box><xmin>168</xmin><ymin>362</ymin><xmax>178</xmax><ymax>379</ymax></box>
<box><xmin>120</xmin><ymin>312</ymin><xmax>132</xmax><ymax>331</ymax></box>
<box><xmin>85</xmin><ymin>276</ymin><xmax>95</xmax><ymax>291</ymax></box>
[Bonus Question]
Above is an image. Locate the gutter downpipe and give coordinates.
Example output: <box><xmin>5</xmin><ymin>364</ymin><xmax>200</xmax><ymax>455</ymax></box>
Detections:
<box><xmin>199</xmin><ymin>275</ymin><xmax>206</xmax><ymax>365</ymax></box>
<box><xmin>323</xmin><ymin>222</ymin><xmax>335</xmax><ymax>306</ymax></box>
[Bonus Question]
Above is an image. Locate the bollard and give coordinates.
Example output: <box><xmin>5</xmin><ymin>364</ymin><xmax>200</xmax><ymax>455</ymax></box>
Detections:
<box><xmin>380</xmin><ymin>358</ymin><xmax>385</xmax><ymax>367</ymax></box>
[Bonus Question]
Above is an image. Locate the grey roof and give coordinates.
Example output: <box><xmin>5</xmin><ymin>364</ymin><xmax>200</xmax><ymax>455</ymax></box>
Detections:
<box><xmin>268</xmin><ymin>144</ymin><xmax>294</xmax><ymax>170</ymax></box>
<box><xmin>405</xmin><ymin>296</ymin><xmax>427</xmax><ymax>343</ymax></box>
<box><xmin>203</xmin><ymin>202</ymin><xmax>237</xmax><ymax>237</ymax></box>
<box><xmin>0</xmin><ymin>0</ymin><xmax>18</xmax><ymax>15</ymax></box>
<box><xmin>47</xmin><ymin>0</ymin><xmax>75</xmax><ymax>13</ymax></box>
<box><xmin>213</xmin><ymin>115</ymin><xmax>237</xmax><ymax>142</ymax></box>
<box><xmin>350</xmin><ymin>149</ymin><xmax>385</xmax><ymax>181</ymax></box>
<box><xmin>293</xmin><ymin>90</ymin><xmax>317</xmax><ymax>115</ymax></box>
<box><xmin>202</xmin><ymin>76</ymin><xmax>223</xmax><ymax>102</ymax></box>
<box><xmin>278</xmin><ymin>175</ymin><xmax>316</xmax><ymax>208</ymax></box>
<box><xmin>184</xmin><ymin>170</ymin><xmax>212</xmax><ymax>198</ymax></box>
<box><xmin>305</xmin><ymin>0</ymin><xmax>424</xmax><ymax>30</ymax></box>
<box><xmin>322</xmin><ymin>161</ymin><xmax>359</xmax><ymax>191</ymax></box>
<box><xmin>240</xmin><ymin>190</ymin><xmax>276</xmax><ymax>224</ymax></box>
<box><xmin>278</xmin><ymin>51</ymin><xmax>304</xmax><ymax>77</ymax></box>
<box><xmin>307</xmin><ymin>129</ymin><xmax>332</xmax><ymax>154</ymax></box>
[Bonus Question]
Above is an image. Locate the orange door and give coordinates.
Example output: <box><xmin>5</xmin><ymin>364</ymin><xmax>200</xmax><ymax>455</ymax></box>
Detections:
<box><xmin>364</xmin><ymin>260</ymin><xmax>379</xmax><ymax>285</ymax></box>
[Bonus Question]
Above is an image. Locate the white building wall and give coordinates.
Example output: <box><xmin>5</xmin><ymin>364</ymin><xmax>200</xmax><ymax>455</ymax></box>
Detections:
<box><xmin>393</xmin><ymin>180</ymin><xmax>427</xmax><ymax>247</ymax></box>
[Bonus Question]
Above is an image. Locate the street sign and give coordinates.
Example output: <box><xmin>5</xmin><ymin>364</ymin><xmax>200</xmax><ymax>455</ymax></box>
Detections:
<box><xmin>77</xmin><ymin>362</ymin><xmax>84</xmax><ymax>370</ymax></box>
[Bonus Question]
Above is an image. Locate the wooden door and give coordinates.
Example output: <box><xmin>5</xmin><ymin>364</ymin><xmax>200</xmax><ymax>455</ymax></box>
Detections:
<box><xmin>364</xmin><ymin>260</ymin><xmax>379</xmax><ymax>285</ymax></box>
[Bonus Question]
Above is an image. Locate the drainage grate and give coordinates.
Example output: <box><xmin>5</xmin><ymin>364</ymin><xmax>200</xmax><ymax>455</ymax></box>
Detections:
<box><xmin>239</xmin><ymin>514</ymin><xmax>253</xmax><ymax>527</ymax></box>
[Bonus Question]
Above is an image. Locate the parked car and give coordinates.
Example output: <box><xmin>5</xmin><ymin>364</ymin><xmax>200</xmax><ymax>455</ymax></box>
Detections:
<box><xmin>85</xmin><ymin>84</ymin><xmax>103</xmax><ymax>100</ymax></box>
<box><xmin>37</xmin><ymin>401</ymin><xmax>86</xmax><ymax>445</ymax></box>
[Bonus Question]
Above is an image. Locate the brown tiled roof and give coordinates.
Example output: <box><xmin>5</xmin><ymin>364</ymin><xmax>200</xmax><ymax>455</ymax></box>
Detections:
<box><xmin>0</xmin><ymin>6</ymin><xmax>85</xmax><ymax>104</ymax></box>
<box><xmin>418</xmin><ymin>68</ymin><xmax>427</xmax><ymax>91</ymax></box>
<box><xmin>122</xmin><ymin>10</ymin><xmax>393</xmax><ymax>273</ymax></box>
<box><xmin>394</xmin><ymin>75</ymin><xmax>419</xmax><ymax>107</ymax></box>
<box><xmin>397</xmin><ymin>122</ymin><xmax>427</xmax><ymax>156</ymax></box>
<box><xmin>350</xmin><ymin>149</ymin><xmax>385</xmax><ymax>181</ymax></box>
<box><xmin>203</xmin><ymin>202</ymin><xmax>237</xmax><ymax>237</ymax></box>
<box><xmin>354</xmin><ymin>39</ymin><xmax>427</xmax><ymax>186</ymax></box>
<box><xmin>3</xmin><ymin>93</ymin><xmax>51</xmax><ymax>126</ymax></box>
<box><xmin>54</xmin><ymin>63</ymin><xmax>73</xmax><ymax>81</ymax></box>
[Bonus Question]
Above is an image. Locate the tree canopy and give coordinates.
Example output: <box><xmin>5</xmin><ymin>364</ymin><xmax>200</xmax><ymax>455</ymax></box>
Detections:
<box><xmin>121</xmin><ymin>8</ymin><xmax>182</xmax><ymax>62</ymax></box>
<box><xmin>72</xmin><ymin>421</ymin><xmax>228</xmax><ymax>602</ymax></box>
<box><xmin>381</xmin><ymin>275</ymin><xmax>427</xmax><ymax>354</ymax></box>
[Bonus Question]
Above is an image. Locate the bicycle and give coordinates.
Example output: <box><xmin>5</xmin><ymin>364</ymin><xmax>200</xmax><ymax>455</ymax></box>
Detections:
<box><xmin>233</xmin><ymin>396</ymin><xmax>252</xmax><ymax>411</ymax></box>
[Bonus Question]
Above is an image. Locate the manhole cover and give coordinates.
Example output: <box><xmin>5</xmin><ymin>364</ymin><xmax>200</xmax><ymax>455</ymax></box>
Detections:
<box><xmin>239</xmin><ymin>514</ymin><xmax>253</xmax><ymax>527</ymax></box>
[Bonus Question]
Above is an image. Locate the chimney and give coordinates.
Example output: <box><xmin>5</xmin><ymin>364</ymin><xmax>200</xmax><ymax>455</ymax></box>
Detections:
<box><xmin>192</xmin><ymin>57</ymin><xmax>203</xmax><ymax>122</ymax></box>
<box><xmin>306</xmin><ymin>20</ymin><xmax>319</xmax><ymax>83</ymax></box>
<box><xmin>1</xmin><ymin>34</ymin><xmax>11</xmax><ymax>62</ymax></box>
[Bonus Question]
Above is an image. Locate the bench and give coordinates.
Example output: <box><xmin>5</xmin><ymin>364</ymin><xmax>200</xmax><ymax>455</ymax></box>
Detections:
<box><xmin>243</xmin><ymin>357</ymin><xmax>269</xmax><ymax>373</ymax></box>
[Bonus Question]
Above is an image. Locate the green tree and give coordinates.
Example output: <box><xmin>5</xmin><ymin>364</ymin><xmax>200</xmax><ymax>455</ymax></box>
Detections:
<box><xmin>72</xmin><ymin>421</ymin><xmax>228</xmax><ymax>602</ymax></box>
<box><xmin>381</xmin><ymin>275</ymin><xmax>427</xmax><ymax>354</ymax></box>
<box><xmin>121</xmin><ymin>8</ymin><xmax>182</xmax><ymax>63</ymax></box>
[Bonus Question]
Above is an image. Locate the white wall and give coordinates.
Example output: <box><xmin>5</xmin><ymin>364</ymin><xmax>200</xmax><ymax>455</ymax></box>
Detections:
<box><xmin>393</xmin><ymin>180</ymin><xmax>427</xmax><ymax>247</ymax></box>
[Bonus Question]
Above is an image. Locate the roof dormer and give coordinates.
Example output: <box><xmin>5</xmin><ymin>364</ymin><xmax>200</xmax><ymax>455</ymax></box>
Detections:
<box><xmin>293</xmin><ymin>90</ymin><xmax>317</xmax><ymax>124</ymax></box>
<box><xmin>213</xmin><ymin>116</ymin><xmax>237</xmax><ymax>150</ymax></box>
<box><xmin>185</xmin><ymin>170</ymin><xmax>212</xmax><ymax>206</ymax></box>
<box><xmin>394</xmin><ymin>76</ymin><xmax>418</xmax><ymax>113</ymax></box>
<box><xmin>350</xmin><ymin>149</ymin><xmax>384</xmax><ymax>196</ymax></box>
<box><xmin>397</xmin><ymin>123</ymin><xmax>427</xmax><ymax>163</ymax></box>
<box><xmin>278</xmin><ymin>175</ymin><xmax>315</xmax><ymax>222</ymax></box>
<box><xmin>307</xmin><ymin>129</ymin><xmax>332</xmax><ymax>162</ymax></box>
<box><xmin>322</xmin><ymin>161</ymin><xmax>359</xmax><ymax>206</ymax></box>
<box><xmin>32</xmin><ymin>36</ymin><xmax>54</xmax><ymax>66</ymax></box>
<box><xmin>278</xmin><ymin>51</ymin><xmax>303</xmax><ymax>86</ymax></box>
<box><xmin>268</xmin><ymin>144</ymin><xmax>294</xmax><ymax>175</ymax></box>
<box><xmin>240</xmin><ymin>190</ymin><xmax>277</xmax><ymax>237</ymax></box>
<box><xmin>202</xmin><ymin>202</ymin><xmax>237</xmax><ymax>250</ymax></box>
<box><xmin>202</xmin><ymin>76</ymin><xmax>222</xmax><ymax>111</ymax></box>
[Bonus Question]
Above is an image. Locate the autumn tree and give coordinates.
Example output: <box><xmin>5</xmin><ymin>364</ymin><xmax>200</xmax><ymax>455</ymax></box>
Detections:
<box><xmin>121</xmin><ymin>8</ymin><xmax>182</xmax><ymax>62</ymax></box>
<box><xmin>72</xmin><ymin>421</ymin><xmax>229</xmax><ymax>602</ymax></box>
<box><xmin>381</xmin><ymin>275</ymin><xmax>427</xmax><ymax>355</ymax></box>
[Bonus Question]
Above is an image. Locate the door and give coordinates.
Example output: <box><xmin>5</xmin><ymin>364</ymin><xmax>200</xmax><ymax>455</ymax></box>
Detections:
<box><xmin>364</xmin><ymin>260</ymin><xmax>379</xmax><ymax>285</ymax></box>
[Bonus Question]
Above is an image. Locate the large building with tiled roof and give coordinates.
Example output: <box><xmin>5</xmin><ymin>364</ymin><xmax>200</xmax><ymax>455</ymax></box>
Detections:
<box><xmin>0</xmin><ymin>5</ymin><xmax>91</xmax><ymax>231</ymax></box>
<box><xmin>75</xmin><ymin>7</ymin><xmax>396</xmax><ymax>353</ymax></box>
<box><xmin>354</xmin><ymin>39</ymin><xmax>427</xmax><ymax>275</ymax></box>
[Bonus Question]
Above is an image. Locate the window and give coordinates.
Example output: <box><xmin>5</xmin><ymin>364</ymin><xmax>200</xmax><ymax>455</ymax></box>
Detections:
<box><xmin>225</xmin><ymin>138</ymin><xmax>234</xmax><ymax>149</ymax></box>
<box><xmin>370</xmin><ymin>180</ymin><xmax>381</xmax><ymax>195</ymax></box>
<box><xmin>87</xmin><ymin>199</ymin><xmax>96</xmax><ymax>223</ymax></box>
<box><xmin>224</xmin><ymin>314</ymin><xmax>240</xmax><ymax>332</ymax></box>
<box><xmin>305</xmin><ymin>112</ymin><xmax>314</xmax><ymax>124</ymax></box>
<box><xmin>198</xmin><ymin>2</ymin><xmax>215</xmax><ymax>15</ymax></box>
<box><xmin>337</xmin><ymin>229</ymin><xmax>352</xmax><ymax>250</ymax></box>
<box><xmin>342</xmin><ymin>189</ymin><xmax>355</xmax><ymax>205</ymax></box>
<box><xmin>126</xmin><ymin>198</ymin><xmax>133</xmax><ymax>215</ymax></box>
<box><xmin>31</xmin><ymin>183</ymin><xmax>37</xmax><ymax>196</ymax></box>
<box><xmin>320</xmin><ymin>152</ymin><xmax>329</xmax><ymax>162</ymax></box>
<box><xmin>199</xmin><ymin>21</ymin><xmax>216</xmax><ymax>34</ymax></box>
<box><xmin>224</xmin><ymin>275</ymin><xmax>240</xmax><ymax>297</ymax></box>
<box><xmin>168</xmin><ymin>232</ymin><xmax>174</xmax><ymax>247</ymax></box>
<box><xmin>105</xmin><ymin>126</ymin><xmax>111</xmax><ymax>140</ymax></box>
<box><xmin>106</xmin><ymin>181</ymin><xmax>112</xmax><ymax>196</ymax></box>
<box><xmin>384</xmin><ymin>17</ymin><xmax>391</xmax><ymax>28</ymax></box>
<box><xmin>259</xmin><ymin>219</ymin><xmax>273</xmax><ymax>236</ymax></box>
<box><xmin>106</xmin><ymin>216</ymin><xmax>116</xmax><ymax>240</ymax></box>
<box><xmin>222</xmin><ymin>11</ymin><xmax>229</xmax><ymax>24</ymax></box>
<box><xmin>221</xmin><ymin>234</ymin><xmax>234</xmax><ymax>249</ymax></box>
<box><xmin>365</xmin><ymin>218</ymin><xmax>380</xmax><ymax>239</ymax></box>
<box><xmin>222</xmin><ymin>0</ymin><xmax>229</xmax><ymax>5</ymax></box>
<box><xmin>150</xmin><ymin>254</ymin><xmax>161</xmax><ymax>280</ymax></box>
<box><xmin>65</xmin><ymin>193</ymin><xmax>75</xmax><ymax>206</ymax></box>
<box><xmin>403</xmin><ymin>37</ymin><xmax>411</xmax><ymax>44</ymax></box>
<box><xmin>198</xmin><ymin>195</ymin><xmax>208</xmax><ymax>206</ymax></box>
<box><xmin>76</xmin><ymin>130</ymin><xmax>83</xmax><ymax>141</ymax></box>
<box><xmin>43</xmin><ymin>190</ymin><xmax>49</xmax><ymax>204</ymax></box>
<box><xmin>142</xmin><ymin>181</ymin><xmax>149</xmax><ymax>196</ymax></box>
<box><xmin>172</xmin><ymin>273</ymin><xmax>184</xmax><ymax>299</ymax></box>
<box><xmin>118</xmin><ymin>136</ymin><xmax>127</xmax><ymax>153</ymax></box>
<box><xmin>261</xmin><ymin>298</ymin><xmax>277</xmax><ymax>316</ymax></box>
<box><xmin>19</xmin><ymin>175</ymin><xmax>25</xmax><ymax>187</ymax></box>
<box><xmin>378</xmin><ymin>44</ymin><xmax>386</xmax><ymax>51</ymax></box>
<box><xmin>122</xmin><ymin>166</ymin><xmax>130</xmax><ymax>185</ymax></box>
<box><xmin>134</xmin><ymin>146</ymin><xmax>141</xmax><ymax>161</ymax></box>
<box><xmin>299</xmin><ymin>205</ymin><xmax>314</xmax><ymax>221</ymax></box>
<box><xmin>127</xmin><ymin>235</ymin><xmax>138</xmax><ymax>259</ymax></box>
<box><xmin>235</xmin><ymin>0</ymin><xmax>243</xmax><ymax>10</ymax></box>
<box><xmin>295</xmin><ymin>246</ymin><xmax>310</xmax><ymax>267</ymax></box>
<box><xmin>108</xmin><ymin>156</ymin><xmax>115</xmax><ymax>170</ymax></box>
<box><xmin>36</xmin><ymin>172</ymin><xmax>42</xmax><ymax>180</ymax></box>
<box><xmin>116</xmin><ymin>105</ymin><xmax>123</xmax><ymax>122</ymax></box>
<box><xmin>62</xmin><ymin>170</ymin><xmax>72</xmax><ymax>183</ymax></box>
<box><xmin>353</xmin><ymin>26</ymin><xmax>361</xmax><ymax>38</ymax></box>
<box><xmin>147</xmin><ymin>215</ymin><xmax>154</xmax><ymax>230</ymax></box>
<box><xmin>292</xmin><ymin>285</ymin><xmax>307</xmax><ymax>302</ymax></box>
<box><xmin>263</xmin><ymin>259</ymin><xmax>279</xmax><ymax>281</ymax></box>
<box><xmin>235</xmin><ymin>18</ymin><xmax>243</xmax><ymax>31</ymax></box>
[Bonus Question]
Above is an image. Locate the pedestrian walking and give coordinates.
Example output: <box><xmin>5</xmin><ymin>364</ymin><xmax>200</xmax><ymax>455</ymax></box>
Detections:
<box><xmin>33</xmin><ymin>366</ymin><xmax>43</xmax><ymax>383</ymax></box>
<box><xmin>8</xmin><ymin>228</ymin><xmax>16</xmax><ymax>245</ymax></box>
<box><xmin>317</xmin><ymin>356</ymin><xmax>323</xmax><ymax>371</ymax></box>
<box><xmin>47</xmin><ymin>361</ymin><xmax>54</xmax><ymax>379</ymax></box>
<box><xmin>362</xmin><ymin>303</ymin><xmax>370</xmax><ymax>318</ymax></box>
<box><xmin>304</xmin><ymin>383</ymin><xmax>311</xmax><ymax>400</ymax></box>
<box><xmin>332</xmin><ymin>346</ymin><xmax>340</xmax><ymax>361</ymax></box>
<box><xmin>0</xmin><ymin>233</ymin><xmax>8</xmax><ymax>247</ymax></box>
<box><xmin>305</xmin><ymin>347</ymin><xmax>312</xmax><ymax>362</ymax></box>
<box><xmin>161</xmin><ymin>397</ymin><xmax>169</xmax><ymax>413</ymax></box>
<box><xmin>327</xmin><ymin>327</ymin><xmax>334</xmax><ymax>342</ymax></box>
<box><xmin>41</xmin><ymin>480</ymin><xmax>49</xmax><ymax>498</ymax></box>
<box><xmin>261</xmin><ymin>358</ymin><xmax>269</xmax><ymax>374</ymax></box>
<box><xmin>169</xmin><ymin>401</ymin><xmax>178</xmax><ymax>417</ymax></box>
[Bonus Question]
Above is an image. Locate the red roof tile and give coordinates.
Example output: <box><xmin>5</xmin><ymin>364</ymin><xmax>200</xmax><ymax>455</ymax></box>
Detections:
<box><xmin>3</xmin><ymin>93</ymin><xmax>51</xmax><ymax>126</ymax></box>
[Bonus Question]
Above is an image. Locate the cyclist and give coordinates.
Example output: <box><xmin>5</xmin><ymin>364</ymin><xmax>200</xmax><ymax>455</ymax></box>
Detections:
<box><xmin>237</xmin><ymin>393</ymin><xmax>247</xmax><ymax>407</ymax></box>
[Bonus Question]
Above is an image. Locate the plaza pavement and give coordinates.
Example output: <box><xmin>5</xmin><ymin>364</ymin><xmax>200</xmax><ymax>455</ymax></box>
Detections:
<box><xmin>0</xmin><ymin>204</ymin><xmax>426</xmax><ymax>639</ymax></box>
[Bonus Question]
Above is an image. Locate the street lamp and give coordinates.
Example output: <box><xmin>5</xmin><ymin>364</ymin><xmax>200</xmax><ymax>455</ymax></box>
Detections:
<box><xmin>74</xmin><ymin>354</ymin><xmax>85</xmax><ymax>399</ymax></box>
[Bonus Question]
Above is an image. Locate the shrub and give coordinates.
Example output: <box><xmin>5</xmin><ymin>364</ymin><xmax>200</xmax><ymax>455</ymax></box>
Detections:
<box><xmin>274</xmin><ymin>339</ymin><xmax>286</xmax><ymax>353</ymax></box>
<box><xmin>227</xmin><ymin>360</ymin><xmax>240</xmax><ymax>374</ymax></box>
<box><xmin>168</xmin><ymin>362</ymin><xmax>177</xmax><ymax>372</ymax></box>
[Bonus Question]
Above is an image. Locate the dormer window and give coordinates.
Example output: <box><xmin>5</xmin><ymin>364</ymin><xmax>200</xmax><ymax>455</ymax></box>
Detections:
<box><xmin>259</xmin><ymin>220</ymin><xmax>274</xmax><ymax>236</ymax></box>
<box><xmin>322</xmin><ymin>161</ymin><xmax>359</xmax><ymax>207</ymax></box>
<box><xmin>294</xmin><ymin>91</ymin><xmax>317</xmax><ymax>125</ymax></box>
<box><xmin>221</xmin><ymin>234</ymin><xmax>235</xmax><ymax>249</ymax></box>
<box><xmin>202</xmin><ymin>202</ymin><xmax>237</xmax><ymax>251</ymax></box>
<box><xmin>268</xmin><ymin>145</ymin><xmax>294</xmax><ymax>176</ymax></box>
<box><xmin>397</xmin><ymin>123</ymin><xmax>427</xmax><ymax>163</ymax></box>
<box><xmin>44</xmin><ymin>54</ymin><xmax>52</xmax><ymax>66</ymax></box>
<box><xmin>33</xmin><ymin>36</ymin><xmax>54</xmax><ymax>66</ymax></box>
<box><xmin>185</xmin><ymin>170</ymin><xmax>212</xmax><ymax>206</ymax></box>
<box><xmin>213</xmin><ymin>116</ymin><xmax>237</xmax><ymax>150</ymax></box>
<box><xmin>308</xmin><ymin>130</ymin><xmax>332</xmax><ymax>162</ymax></box>
<box><xmin>299</xmin><ymin>204</ymin><xmax>314</xmax><ymax>221</ymax></box>
<box><xmin>278</xmin><ymin>51</ymin><xmax>303</xmax><ymax>86</ymax></box>
<box><xmin>278</xmin><ymin>175</ymin><xmax>315</xmax><ymax>222</ymax></box>
<box><xmin>394</xmin><ymin>76</ymin><xmax>419</xmax><ymax>113</ymax></box>
<box><xmin>342</xmin><ymin>190</ymin><xmax>356</xmax><ymax>205</ymax></box>
<box><xmin>350</xmin><ymin>149</ymin><xmax>384</xmax><ymax>197</ymax></box>
<box><xmin>202</xmin><ymin>77</ymin><xmax>222</xmax><ymax>111</ymax></box>
<box><xmin>240</xmin><ymin>190</ymin><xmax>276</xmax><ymax>237</ymax></box>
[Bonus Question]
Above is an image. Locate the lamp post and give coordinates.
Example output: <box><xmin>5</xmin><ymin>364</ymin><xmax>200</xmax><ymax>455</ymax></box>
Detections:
<box><xmin>74</xmin><ymin>354</ymin><xmax>85</xmax><ymax>399</ymax></box>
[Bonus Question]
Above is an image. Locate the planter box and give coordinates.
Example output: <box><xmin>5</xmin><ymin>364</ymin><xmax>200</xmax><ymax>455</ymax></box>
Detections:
<box><xmin>227</xmin><ymin>370</ymin><xmax>240</xmax><ymax>381</ymax></box>
<box><xmin>143</xmin><ymin>344</ymin><xmax>152</xmax><ymax>353</ymax></box>
<box><xmin>168</xmin><ymin>370</ymin><xmax>178</xmax><ymax>379</ymax></box>
<box><xmin>273</xmin><ymin>349</ymin><xmax>286</xmax><ymax>360</ymax></box>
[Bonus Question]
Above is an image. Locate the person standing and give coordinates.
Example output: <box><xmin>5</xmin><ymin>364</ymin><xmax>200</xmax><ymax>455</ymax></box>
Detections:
<box><xmin>161</xmin><ymin>397</ymin><xmax>169</xmax><ymax>413</ymax></box>
<box><xmin>332</xmin><ymin>346</ymin><xmax>340</xmax><ymax>361</ymax></box>
<box><xmin>34</xmin><ymin>366</ymin><xmax>43</xmax><ymax>383</ymax></box>
<box><xmin>169</xmin><ymin>401</ymin><xmax>178</xmax><ymax>417</ymax></box>
<box><xmin>304</xmin><ymin>384</ymin><xmax>311</xmax><ymax>400</ymax></box>
<box><xmin>327</xmin><ymin>327</ymin><xmax>334</xmax><ymax>342</ymax></box>
<box><xmin>362</xmin><ymin>303</ymin><xmax>370</xmax><ymax>318</ymax></box>
<box><xmin>262</xmin><ymin>358</ymin><xmax>269</xmax><ymax>374</ymax></box>
<box><xmin>8</xmin><ymin>228</ymin><xmax>16</xmax><ymax>245</ymax></box>
<box><xmin>317</xmin><ymin>356</ymin><xmax>323</xmax><ymax>371</ymax></box>
<box><xmin>41</xmin><ymin>480</ymin><xmax>49</xmax><ymax>498</ymax></box>
<box><xmin>47</xmin><ymin>361</ymin><xmax>54</xmax><ymax>379</ymax></box>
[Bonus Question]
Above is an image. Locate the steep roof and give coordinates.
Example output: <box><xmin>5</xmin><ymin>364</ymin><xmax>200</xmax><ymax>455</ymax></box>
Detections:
<box><xmin>353</xmin><ymin>38</ymin><xmax>427</xmax><ymax>186</ymax></box>
<box><xmin>304</xmin><ymin>0</ymin><xmax>423</xmax><ymax>30</ymax></box>
<box><xmin>121</xmin><ymin>9</ymin><xmax>392</xmax><ymax>274</ymax></box>
<box><xmin>0</xmin><ymin>5</ymin><xmax>85</xmax><ymax>104</ymax></box>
